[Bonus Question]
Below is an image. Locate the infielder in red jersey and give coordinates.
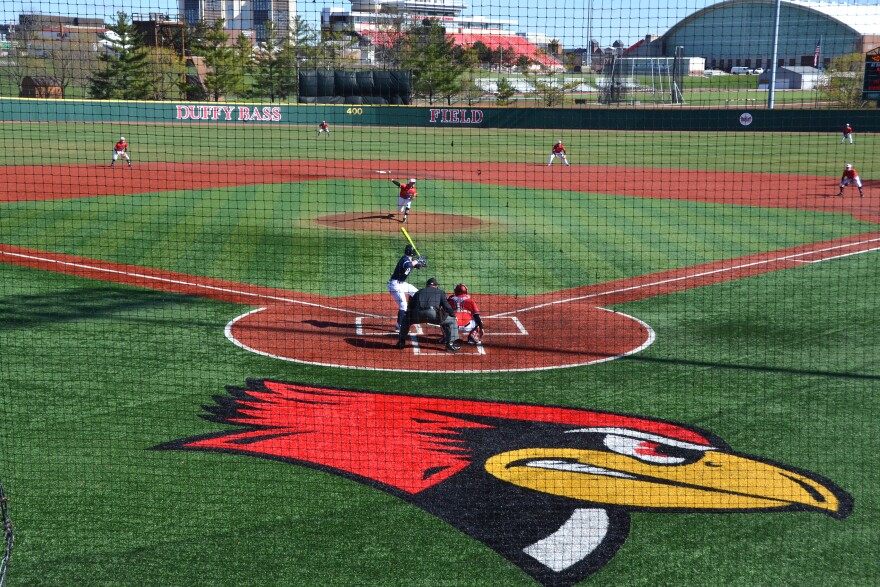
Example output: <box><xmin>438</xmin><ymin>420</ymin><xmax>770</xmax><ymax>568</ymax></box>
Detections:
<box><xmin>448</xmin><ymin>283</ymin><xmax>485</xmax><ymax>344</ymax></box>
<box><xmin>389</xmin><ymin>178</ymin><xmax>417</xmax><ymax>223</ymax></box>
<box><xmin>838</xmin><ymin>163</ymin><xmax>864</xmax><ymax>198</ymax></box>
<box><xmin>841</xmin><ymin>123</ymin><xmax>853</xmax><ymax>144</ymax></box>
<box><xmin>317</xmin><ymin>120</ymin><xmax>330</xmax><ymax>135</ymax></box>
<box><xmin>547</xmin><ymin>140</ymin><xmax>570</xmax><ymax>166</ymax></box>
<box><xmin>110</xmin><ymin>136</ymin><xmax>131</xmax><ymax>167</ymax></box>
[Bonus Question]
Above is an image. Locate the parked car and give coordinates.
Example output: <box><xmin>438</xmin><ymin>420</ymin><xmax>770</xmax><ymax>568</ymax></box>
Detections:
<box><xmin>730</xmin><ymin>66</ymin><xmax>751</xmax><ymax>75</ymax></box>
<box><xmin>749</xmin><ymin>68</ymin><xmax>764</xmax><ymax>75</ymax></box>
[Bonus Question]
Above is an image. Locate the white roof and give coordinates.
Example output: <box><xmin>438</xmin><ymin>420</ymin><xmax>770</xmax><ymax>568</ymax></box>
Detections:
<box><xmin>782</xmin><ymin>1</ymin><xmax>880</xmax><ymax>36</ymax></box>
<box><xmin>666</xmin><ymin>1</ymin><xmax>880</xmax><ymax>38</ymax></box>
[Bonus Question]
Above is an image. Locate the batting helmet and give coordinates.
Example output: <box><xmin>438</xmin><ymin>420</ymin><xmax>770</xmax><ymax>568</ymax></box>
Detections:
<box><xmin>408</xmin><ymin>178</ymin><xmax>417</xmax><ymax>184</ymax></box>
<box><xmin>404</xmin><ymin>244</ymin><xmax>416</xmax><ymax>256</ymax></box>
<box><xmin>454</xmin><ymin>283</ymin><xmax>468</xmax><ymax>295</ymax></box>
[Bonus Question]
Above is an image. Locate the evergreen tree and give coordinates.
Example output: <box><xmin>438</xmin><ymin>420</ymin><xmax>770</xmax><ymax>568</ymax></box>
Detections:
<box><xmin>495</xmin><ymin>77</ymin><xmax>517</xmax><ymax>105</ymax></box>
<box><xmin>400</xmin><ymin>20</ymin><xmax>466</xmax><ymax>105</ymax></box>
<box><xmin>202</xmin><ymin>19</ymin><xmax>245</xmax><ymax>102</ymax></box>
<box><xmin>89</xmin><ymin>12</ymin><xmax>153</xmax><ymax>100</ymax></box>
<box><xmin>233</xmin><ymin>32</ymin><xmax>256</xmax><ymax>99</ymax></box>
<box><xmin>251</xmin><ymin>21</ymin><xmax>296</xmax><ymax>102</ymax></box>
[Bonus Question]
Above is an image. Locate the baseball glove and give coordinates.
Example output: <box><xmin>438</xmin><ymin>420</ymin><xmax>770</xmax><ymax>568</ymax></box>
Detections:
<box><xmin>415</xmin><ymin>256</ymin><xmax>428</xmax><ymax>269</ymax></box>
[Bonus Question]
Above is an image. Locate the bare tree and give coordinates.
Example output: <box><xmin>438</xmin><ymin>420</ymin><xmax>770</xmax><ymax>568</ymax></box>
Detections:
<box><xmin>46</xmin><ymin>34</ymin><xmax>100</xmax><ymax>98</ymax></box>
<box><xmin>5</xmin><ymin>21</ymin><xmax>40</xmax><ymax>93</ymax></box>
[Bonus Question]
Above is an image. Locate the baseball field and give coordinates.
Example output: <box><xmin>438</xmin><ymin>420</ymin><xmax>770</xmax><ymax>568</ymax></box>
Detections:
<box><xmin>0</xmin><ymin>115</ymin><xmax>878</xmax><ymax>586</ymax></box>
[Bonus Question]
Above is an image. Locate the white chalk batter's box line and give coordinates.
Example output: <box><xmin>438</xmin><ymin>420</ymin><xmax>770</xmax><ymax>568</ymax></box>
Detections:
<box><xmin>355</xmin><ymin>316</ymin><xmax>527</xmax><ymax>337</ymax></box>
<box><xmin>355</xmin><ymin>316</ymin><xmax>528</xmax><ymax>355</ymax></box>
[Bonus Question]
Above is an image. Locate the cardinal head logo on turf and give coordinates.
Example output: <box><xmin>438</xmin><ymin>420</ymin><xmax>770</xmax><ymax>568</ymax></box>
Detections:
<box><xmin>158</xmin><ymin>380</ymin><xmax>852</xmax><ymax>586</ymax></box>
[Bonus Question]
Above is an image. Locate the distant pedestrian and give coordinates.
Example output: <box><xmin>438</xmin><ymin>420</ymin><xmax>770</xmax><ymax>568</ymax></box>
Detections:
<box><xmin>837</xmin><ymin>163</ymin><xmax>864</xmax><ymax>198</ymax></box>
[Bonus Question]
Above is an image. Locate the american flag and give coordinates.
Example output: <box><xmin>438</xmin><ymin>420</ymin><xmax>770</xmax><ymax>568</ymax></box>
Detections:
<box><xmin>814</xmin><ymin>39</ymin><xmax>821</xmax><ymax>68</ymax></box>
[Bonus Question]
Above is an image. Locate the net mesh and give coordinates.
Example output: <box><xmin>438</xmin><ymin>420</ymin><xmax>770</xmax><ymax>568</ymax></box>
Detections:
<box><xmin>0</xmin><ymin>0</ymin><xmax>877</xmax><ymax>585</ymax></box>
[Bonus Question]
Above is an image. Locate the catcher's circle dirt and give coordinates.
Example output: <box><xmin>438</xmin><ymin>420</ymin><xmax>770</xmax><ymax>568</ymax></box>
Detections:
<box><xmin>225</xmin><ymin>293</ymin><xmax>655</xmax><ymax>372</ymax></box>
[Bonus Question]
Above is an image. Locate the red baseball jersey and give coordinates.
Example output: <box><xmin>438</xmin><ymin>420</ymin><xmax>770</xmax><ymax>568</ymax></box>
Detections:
<box><xmin>399</xmin><ymin>184</ymin><xmax>417</xmax><ymax>199</ymax></box>
<box><xmin>552</xmin><ymin>143</ymin><xmax>566</xmax><ymax>154</ymax></box>
<box><xmin>115</xmin><ymin>140</ymin><xmax>128</xmax><ymax>151</ymax></box>
<box><xmin>843</xmin><ymin>125</ymin><xmax>853</xmax><ymax>134</ymax></box>
<box><xmin>842</xmin><ymin>167</ymin><xmax>858</xmax><ymax>179</ymax></box>
<box><xmin>448</xmin><ymin>294</ymin><xmax>480</xmax><ymax>326</ymax></box>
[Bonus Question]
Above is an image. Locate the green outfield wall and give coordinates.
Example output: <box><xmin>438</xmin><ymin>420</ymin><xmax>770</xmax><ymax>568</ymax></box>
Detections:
<box><xmin>1</xmin><ymin>97</ymin><xmax>877</xmax><ymax>132</ymax></box>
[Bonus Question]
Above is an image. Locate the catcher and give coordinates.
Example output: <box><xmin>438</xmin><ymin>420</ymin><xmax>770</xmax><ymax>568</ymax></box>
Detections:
<box><xmin>110</xmin><ymin>136</ymin><xmax>131</xmax><ymax>168</ymax></box>
<box><xmin>448</xmin><ymin>283</ymin><xmax>485</xmax><ymax>345</ymax></box>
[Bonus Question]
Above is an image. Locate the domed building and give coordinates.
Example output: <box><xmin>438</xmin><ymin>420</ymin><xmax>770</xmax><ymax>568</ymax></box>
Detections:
<box><xmin>628</xmin><ymin>0</ymin><xmax>880</xmax><ymax>72</ymax></box>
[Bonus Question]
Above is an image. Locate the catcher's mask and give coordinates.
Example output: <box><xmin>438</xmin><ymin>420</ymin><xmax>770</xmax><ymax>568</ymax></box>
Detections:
<box><xmin>454</xmin><ymin>283</ymin><xmax>468</xmax><ymax>295</ymax></box>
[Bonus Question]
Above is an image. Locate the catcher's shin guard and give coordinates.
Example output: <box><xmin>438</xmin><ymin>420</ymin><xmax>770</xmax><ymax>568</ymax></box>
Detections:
<box><xmin>468</xmin><ymin>328</ymin><xmax>483</xmax><ymax>345</ymax></box>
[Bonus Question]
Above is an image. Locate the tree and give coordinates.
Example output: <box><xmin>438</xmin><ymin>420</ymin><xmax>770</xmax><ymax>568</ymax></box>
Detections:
<box><xmin>145</xmin><ymin>46</ymin><xmax>186</xmax><ymax>100</ymax></box>
<box><xmin>495</xmin><ymin>77</ymin><xmax>516</xmax><ymax>105</ymax></box>
<box><xmin>251</xmin><ymin>21</ymin><xmax>295</xmax><ymax>102</ymax></box>
<box><xmin>515</xmin><ymin>55</ymin><xmax>533</xmax><ymax>72</ymax></box>
<box><xmin>289</xmin><ymin>17</ymin><xmax>319</xmax><ymax>70</ymax></box>
<box><xmin>89</xmin><ymin>12</ymin><xmax>154</xmax><ymax>99</ymax></box>
<box><xmin>202</xmin><ymin>19</ymin><xmax>246</xmax><ymax>102</ymax></box>
<box><xmin>46</xmin><ymin>33</ymin><xmax>101</xmax><ymax>98</ymax></box>
<box><xmin>6</xmin><ymin>17</ymin><xmax>41</xmax><ymax>93</ymax></box>
<box><xmin>233</xmin><ymin>32</ymin><xmax>255</xmax><ymax>98</ymax></box>
<box><xmin>822</xmin><ymin>52</ymin><xmax>868</xmax><ymax>108</ymax></box>
<box><xmin>399</xmin><ymin>20</ymin><xmax>466</xmax><ymax>104</ymax></box>
<box><xmin>526</xmin><ymin>74</ymin><xmax>580</xmax><ymax>106</ymax></box>
<box><xmin>458</xmin><ymin>46</ymin><xmax>486</xmax><ymax>106</ymax></box>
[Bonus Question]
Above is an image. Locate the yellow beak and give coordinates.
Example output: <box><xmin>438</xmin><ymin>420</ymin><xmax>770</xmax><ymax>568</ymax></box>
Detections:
<box><xmin>485</xmin><ymin>448</ymin><xmax>848</xmax><ymax>515</ymax></box>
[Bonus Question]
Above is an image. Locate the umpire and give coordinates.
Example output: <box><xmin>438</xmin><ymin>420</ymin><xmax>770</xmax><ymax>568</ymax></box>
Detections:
<box><xmin>396</xmin><ymin>277</ymin><xmax>460</xmax><ymax>352</ymax></box>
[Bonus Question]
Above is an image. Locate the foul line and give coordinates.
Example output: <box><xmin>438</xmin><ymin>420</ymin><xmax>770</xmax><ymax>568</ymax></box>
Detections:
<box><xmin>0</xmin><ymin>249</ymin><xmax>387</xmax><ymax>319</ymax></box>
<box><xmin>492</xmin><ymin>237</ymin><xmax>880</xmax><ymax>318</ymax></box>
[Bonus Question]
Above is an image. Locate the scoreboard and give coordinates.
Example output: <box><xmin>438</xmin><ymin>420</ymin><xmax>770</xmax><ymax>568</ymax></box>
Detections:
<box><xmin>864</xmin><ymin>52</ymin><xmax>880</xmax><ymax>100</ymax></box>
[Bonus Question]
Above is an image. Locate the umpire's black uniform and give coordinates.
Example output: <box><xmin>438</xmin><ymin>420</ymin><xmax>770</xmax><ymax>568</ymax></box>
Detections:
<box><xmin>396</xmin><ymin>278</ymin><xmax>460</xmax><ymax>351</ymax></box>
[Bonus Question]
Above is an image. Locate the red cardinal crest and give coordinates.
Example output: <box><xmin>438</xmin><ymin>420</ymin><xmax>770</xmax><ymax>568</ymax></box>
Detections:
<box><xmin>159</xmin><ymin>380</ymin><xmax>852</xmax><ymax>586</ymax></box>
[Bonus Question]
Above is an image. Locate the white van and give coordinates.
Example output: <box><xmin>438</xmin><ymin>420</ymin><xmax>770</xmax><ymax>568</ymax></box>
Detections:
<box><xmin>730</xmin><ymin>67</ymin><xmax>751</xmax><ymax>75</ymax></box>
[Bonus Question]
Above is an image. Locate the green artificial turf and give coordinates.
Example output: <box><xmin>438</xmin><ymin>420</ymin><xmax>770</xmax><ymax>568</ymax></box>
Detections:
<box><xmin>1</xmin><ymin>121</ymin><xmax>878</xmax><ymax>586</ymax></box>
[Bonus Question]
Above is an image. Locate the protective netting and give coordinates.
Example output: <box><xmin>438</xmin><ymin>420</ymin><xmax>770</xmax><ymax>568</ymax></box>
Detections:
<box><xmin>0</xmin><ymin>1</ymin><xmax>878</xmax><ymax>585</ymax></box>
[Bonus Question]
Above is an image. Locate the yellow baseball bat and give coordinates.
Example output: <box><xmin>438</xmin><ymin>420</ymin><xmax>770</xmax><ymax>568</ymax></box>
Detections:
<box><xmin>400</xmin><ymin>227</ymin><xmax>420</xmax><ymax>257</ymax></box>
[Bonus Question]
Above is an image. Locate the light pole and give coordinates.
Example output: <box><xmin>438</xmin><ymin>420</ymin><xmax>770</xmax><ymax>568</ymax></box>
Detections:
<box><xmin>768</xmin><ymin>0</ymin><xmax>781</xmax><ymax>108</ymax></box>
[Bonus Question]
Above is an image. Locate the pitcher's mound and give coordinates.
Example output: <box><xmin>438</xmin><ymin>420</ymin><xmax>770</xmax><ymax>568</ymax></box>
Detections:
<box><xmin>315</xmin><ymin>211</ymin><xmax>484</xmax><ymax>233</ymax></box>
